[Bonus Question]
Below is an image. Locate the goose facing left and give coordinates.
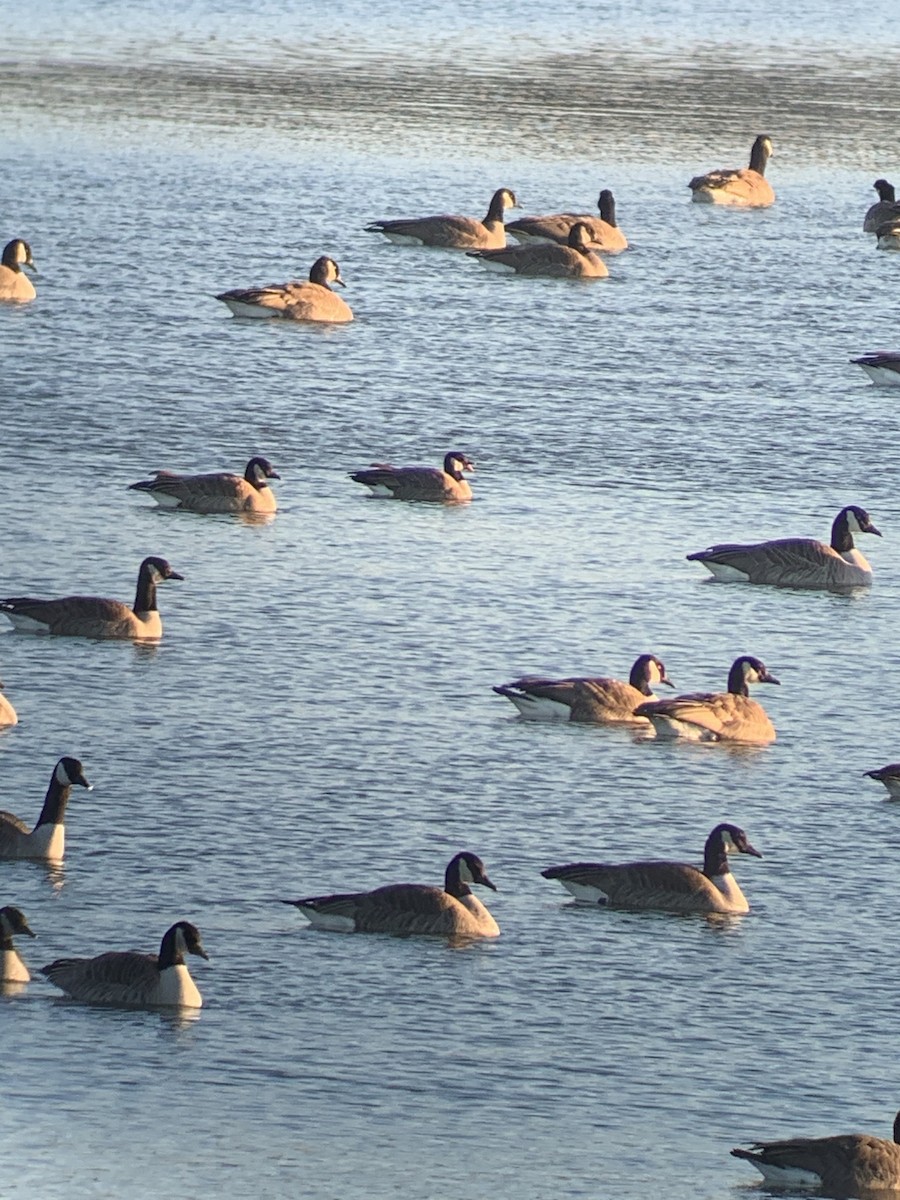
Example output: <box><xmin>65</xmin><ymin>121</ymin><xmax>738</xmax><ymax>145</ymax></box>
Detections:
<box><xmin>634</xmin><ymin>655</ymin><xmax>780</xmax><ymax>744</ymax></box>
<box><xmin>0</xmin><ymin>556</ymin><xmax>184</xmax><ymax>639</ymax></box>
<box><xmin>0</xmin><ymin>239</ymin><xmax>37</xmax><ymax>303</ymax></box>
<box><xmin>129</xmin><ymin>456</ymin><xmax>280</xmax><ymax>514</ymax></box>
<box><xmin>542</xmin><ymin>822</ymin><xmax>762</xmax><ymax>914</ymax></box>
<box><xmin>283</xmin><ymin>851</ymin><xmax>500</xmax><ymax>938</ymax></box>
<box><xmin>1</xmin><ymin>906</ymin><xmax>36</xmax><ymax>982</ymax></box>
<box><xmin>687</xmin><ymin>504</ymin><xmax>882</xmax><ymax>590</ymax></box>
<box><xmin>0</xmin><ymin>757</ymin><xmax>91</xmax><ymax>861</ymax></box>
<box><xmin>41</xmin><ymin>920</ymin><xmax>209</xmax><ymax>1008</ymax></box>
<box><xmin>215</xmin><ymin>256</ymin><xmax>352</xmax><ymax>323</ymax></box>
<box><xmin>493</xmin><ymin>653</ymin><xmax>673</xmax><ymax>724</ymax></box>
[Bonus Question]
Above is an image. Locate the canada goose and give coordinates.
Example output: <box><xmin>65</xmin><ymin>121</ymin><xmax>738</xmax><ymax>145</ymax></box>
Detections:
<box><xmin>876</xmin><ymin>218</ymin><xmax>900</xmax><ymax>251</ymax></box>
<box><xmin>493</xmin><ymin>654</ymin><xmax>673</xmax><ymax>724</ymax></box>
<box><xmin>863</xmin><ymin>179</ymin><xmax>900</xmax><ymax>233</ymax></box>
<box><xmin>365</xmin><ymin>188</ymin><xmax>519</xmax><ymax>250</ymax></box>
<box><xmin>0</xmin><ymin>556</ymin><xmax>184</xmax><ymax>639</ymax></box>
<box><xmin>0</xmin><ymin>239</ymin><xmax>36</xmax><ymax>303</ymax></box>
<box><xmin>688</xmin><ymin>135</ymin><xmax>775</xmax><ymax>207</ymax></box>
<box><xmin>542</xmin><ymin>822</ymin><xmax>761</xmax><ymax>914</ymax></box>
<box><xmin>283</xmin><ymin>851</ymin><xmax>500</xmax><ymax>938</ymax></box>
<box><xmin>350</xmin><ymin>451</ymin><xmax>475</xmax><ymax>502</ymax></box>
<box><xmin>129</xmin><ymin>456</ymin><xmax>280</xmax><ymax>514</ymax></box>
<box><xmin>41</xmin><ymin>920</ymin><xmax>208</xmax><ymax>1008</ymax></box>
<box><xmin>864</xmin><ymin>764</ymin><xmax>900</xmax><ymax>799</ymax></box>
<box><xmin>215</xmin><ymin>256</ymin><xmax>352</xmax><ymax>323</ymax></box>
<box><xmin>634</xmin><ymin>655</ymin><xmax>780</xmax><ymax>744</ymax></box>
<box><xmin>687</xmin><ymin>505</ymin><xmax>882</xmax><ymax>590</ymax></box>
<box><xmin>0</xmin><ymin>681</ymin><xmax>17</xmax><ymax>726</ymax></box>
<box><xmin>0</xmin><ymin>906</ymin><xmax>36</xmax><ymax>982</ymax></box>
<box><xmin>852</xmin><ymin>351</ymin><xmax>900</xmax><ymax>386</ymax></box>
<box><xmin>506</xmin><ymin>189</ymin><xmax>628</xmax><ymax>252</ymax></box>
<box><xmin>466</xmin><ymin>222</ymin><xmax>609</xmax><ymax>278</ymax></box>
<box><xmin>732</xmin><ymin>1111</ymin><xmax>900</xmax><ymax>1192</ymax></box>
<box><xmin>0</xmin><ymin>757</ymin><xmax>92</xmax><ymax>861</ymax></box>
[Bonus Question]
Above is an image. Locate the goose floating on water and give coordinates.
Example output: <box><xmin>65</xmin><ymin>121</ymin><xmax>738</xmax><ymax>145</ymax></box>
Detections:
<box><xmin>467</xmin><ymin>222</ymin><xmax>609</xmax><ymax>278</ymax></box>
<box><xmin>634</xmin><ymin>655</ymin><xmax>780</xmax><ymax>744</ymax></box>
<box><xmin>864</xmin><ymin>763</ymin><xmax>900</xmax><ymax>799</ymax></box>
<box><xmin>852</xmin><ymin>352</ymin><xmax>900</xmax><ymax>387</ymax></box>
<box><xmin>0</xmin><ymin>906</ymin><xmax>36</xmax><ymax>982</ymax></box>
<box><xmin>0</xmin><ymin>757</ymin><xmax>91</xmax><ymax>861</ymax></box>
<box><xmin>493</xmin><ymin>654</ymin><xmax>673</xmax><ymax>724</ymax></box>
<box><xmin>0</xmin><ymin>556</ymin><xmax>184</xmax><ymax>639</ymax></box>
<box><xmin>216</xmin><ymin>256</ymin><xmax>352</xmax><ymax>323</ymax></box>
<box><xmin>283</xmin><ymin>851</ymin><xmax>500</xmax><ymax>938</ymax></box>
<box><xmin>41</xmin><ymin>920</ymin><xmax>209</xmax><ymax>1008</ymax></box>
<box><xmin>365</xmin><ymin>188</ymin><xmax>519</xmax><ymax>250</ymax></box>
<box><xmin>506</xmin><ymin>188</ymin><xmax>628</xmax><ymax>252</ymax></box>
<box><xmin>687</xmin><ymin>504</ymin><xmax>881</xmax><ymax>590</ymax></box>
<box><xmin>864</xmin><ymin>179</ymin><xmax>900</xmax><ymax>233</ymax></box>
<box><xmin>688</xmin><ymin>135</ymin><xmax>775</xmax><ymax>207</ymax></box>
<box><xmin>0</xmin><ymin>239</ymin><xmax>37</xmax><ymax>303</ymax></box>
<box><xmin>350</xmin><ymin>451</ymin><xmax>475</xmax><ymax>502</ymax></box>
<box><xmin>542</xmin><ymin>822</ymin><xmax>762</xmax><ymax>914</ymax></box>
<box><xmin>129</xmin><ymin>456</ymin><xmax>280</xmax><ymax>514</ymax></box>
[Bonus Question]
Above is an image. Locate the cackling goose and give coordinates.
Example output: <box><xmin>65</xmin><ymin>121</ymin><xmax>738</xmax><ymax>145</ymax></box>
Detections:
<box><xmin>542</xmin><ymin>822</ymin><xmax>761</xmax><ymax>914</ymax></box>
<box><xmin>493</xmin><ymin>654</ymin><xmax>673</xmax><ymax>724</ymax></box>
<box><xmin>687</xmin><ymin>504</ymin><xmax>882</xmax><ymax>590</ymax></box>
<box><xmin>864</xmin><ymin>764</ymin><xmax>900</xmax><ymax>799</ymax></box>
<box><xmin>129</xmin><ymin>455</ymin><xmax>280</xmax><ymax>514</ymax></box>
<box><xmin>283</xmin><ymin>851</ymin><xmax>500</xmax><ymax>938</ymax></box>
<box><xmin>365</xmin><ymin>188</ymin><xmax>519</xmax><ymax>250</ymax></box>
<box><xmin>466</xmin><ymin>222</ymin><xmax>609</xmax><ymax>278</ymax></box>
<box><xmin>0</xmin><ymin>906</ymin><xmax>36</xmax><ymax>982</ymax></box>
<box><xmin>0</xmin><ymin>757</ymin><xmax>92</xmax><ymax>861</ymax></box>
<box><xmin>0</xmin><ymin>556</ymin><xmax>184</xmax><ymax>639</ymax></box>
<box><xmin>864</xmin><ymin>179</ymin><xmax>900</xmax><ymax>233</ymax></box>
<box><xmin>506</xmin><ymin>188</ymin><xmax>628</xmax><ymax>252</ymax></box>
<box><xmin>0</xmin><ymin>239</ymin><xmax>36</xmax><ymax>303</ymax></box>
<box><xmin>41</xmin><ymin>920</ymin><xmax>209</xmax><ymax>1008</ymax></box>
<box><xmin>350</xmin><ymin>451</ymin><xmax>474</xmax><ymax>502</ymax></box>
<box><xmin>634</xmin><ymin>655</ymin><xmax>780</xmax><ymax>744</ymax></box>
<box><xmin>688</xmin><ymin>135</ymin><xmax>775</xmax><ymax>207</ymax></box>
<box><xmin>216</xmin><ymin>256</ymin><xmax>352</xmax><ymax>323</ymax></box>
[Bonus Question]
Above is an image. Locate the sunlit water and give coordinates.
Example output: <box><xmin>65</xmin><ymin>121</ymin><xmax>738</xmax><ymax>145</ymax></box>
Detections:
<box><xmin>3</xmin><ymin>1</ymin><xmax>900</xmax><ymax>1197</ymax></box>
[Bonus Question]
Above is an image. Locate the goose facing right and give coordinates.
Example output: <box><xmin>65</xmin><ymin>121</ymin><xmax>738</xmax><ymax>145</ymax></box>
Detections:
<box><xmin>688</xmin><ymin>135</ymin><xmax>775</xmax><ymax>207</ymax></box>
<box><xmin>732</xmin><ymin>1111</ymin><xmax>900</xmax><ymax>1192</ymax></box>
<box><xmin>0</xmin><ymin>757</ymin><xmax>92</xmax><ymax>861</ymax></box>
<box><xmin>505</xmin><ymin>188</ymin><xmax>628</xmax><ymax>252</ymax></box>
<box><xmin>0</xmin><ymin>238</ymin><xmax>37</xmax><ymax>303</ymax></box>
<box><xmin>864</xmin><ymin>763</ymin><xmax>900</xmax><ymax>799</ymax></box>
<box><xmin>215</xmin><ymin>256</ymin><xmax>352</xmax><ymax>323</ymax></box>
<box><xmin>0</xmin><ymin>556</ymin><xmax>184</xmax><ymax>639</ymax></box>
<box><xmin>365</xmin><ymin>188</ymin><xmax>519</xmax><ymax>250</ymax></box>
<box><xmin>864</xmin><ymin>178</ymin><xmax>900</xmax><ymax>233</ymax></box>
<box><xmin>466</xmin><ymin>222</ymin><xmax>609</xmax><ymax>278</ymax></box>
<box><xmin>493</xmin><ymin>653</ymin><xmax>673</xmax><ymax>724</ymax></box>
<box><xmin>129</xmin><ymin>456</ymin><xmax>280</xmax><ymax>514</ymax></box>
<box><xmin>542</xmin><ymin>823</ymin><xmax>762</xmax><ymax>914</ymax></box>
<box><xmin>283</xmin><ymin>851</ymin><xmax>500</xmax><ymax>938</ymax></box>
<box><xmin>687</xmin><ymin>504</ymin><xmax>882</xmax><ymax>590</ymax></box>
<box><xmin>1</xmin><ymin>906</ymin><xmax>36</xmax><ymax>982</ymax></box>
<box><xmin>350</xmin><ymin>452</ymin><xmax>475</xmax><ymax>502</ymax></box>
<box><xmin>40</xmin><ymin>920</ymin><xmax>209</xmax><ymax>1008</ymax></box>
<box><xmin>634</xmin><ymin>655</ymin><xmax>780</xmax><ymax>744</ymax></box>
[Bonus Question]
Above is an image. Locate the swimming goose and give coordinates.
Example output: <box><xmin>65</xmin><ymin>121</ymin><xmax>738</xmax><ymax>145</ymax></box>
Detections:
<box><xmin>365</xmin><ymin>188</ymin><xmax>519</xmax><ymax>250</ymax></box>
<box><xmin>687</xmin><ymin>505</ymin><xmax>882</xmax><ymax>590</ymax></box>
<box><xmin>876</xmin><ymin>218</ymin><xmax>900</xmax><ymax>251</ymax></box>
<box><xmin>0</xmin><ymin>681</ymin><xmax>17</xmax><ymax>726</ymax></box>
<box><xmin>215</xmin><ymin>256</ymin><xmax>353</xmax><ymax>323</ymax></box>
<box><xmin>688</xmin><ymin>135</ymin><xmax>775</xmax><ymax>207</ymax></box>
<box><xmin>350</xmin><ymin>451</ymin><xmax>475</xmax><ymax>502</ymax></box>
<box><xmin>1</xmin><ymin>906</ymin><xmax>36</xmax><ymax>982</ymax></box>
<box><xmin>852</xmin><ymin>352</ymin><xmax>900</xmax><ymax>386</ymax></box>
<box><xmin>863</xmin><ymin>179</ymin><xmax>900</xmax><ymax>233</ymax></box>
<box><xmin>0</xmin><ymin>239</ymin><xmax>37</xmax><ymax>303</ymax></box>
<box><xmin>864</xmin><ymin>764</ymin><xmax>900</xmax><ymax>799</ymax></box>
<box><xmin>0</xmin><ymin>757</ymin><xmax>92</xmax><ymax>860</ymax></box>
<box><xmin>542</xmin><ymin>822</ymin><xmax>761</xmax><ymax>914</ymax></box>
<box><xmin>466</xmin><ymin>222</ymin><xmax>609</xmax><ymax>278</ymax></box>
<box><xmin>283</xmin><ymin>851</ymin><xmax>500</xmax><ymax>938</ymax></box>
<box><xmin>732</xmin><ymin>1111</ymin><xmax>900</xmax><ymax>1192</ymax></box>
<box><xmin>129</xmin><ymin>456</ymin><xmax>280</xmax><ymax>514</ymax></box>
<box><xmin>634</xmin><ymin>655</ymin><xmax>779</xmax><ymax>744</ymax></box>
<box><xmin>493</xmin><ymin>654</ymin><xmax>673</xmax><ymax>724</ymax></box>
<box><xmin>506</xmin><ymin>189</ymin><xmax>628</xmax><ymax>252</ymax></box>
<box><xmin>41</xmin><ymin>920</ymin><xmax>208</xmax><ymax>1008</ymax></box>
<box><xmin>0</xmin><ymin>556</ymin><xmax>184</xmax><ymax>639</ymax></box>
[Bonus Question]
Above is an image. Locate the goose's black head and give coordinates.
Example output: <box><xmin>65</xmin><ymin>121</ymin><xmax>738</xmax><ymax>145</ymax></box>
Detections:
<box><xmin>0</xmin><ymin>906</ymin><xmax>36</xmax><ymax>939</ymax></box>
<box><xmin>444</xmin><ymin>452</ymin><xmax>475</xmax><ymax>480</ymax></box>
<box><xmin>57</xmin><ymin>757</ymin><xmax>92</xmax><ymax>791</ymax></box>
<box><xmin>727</xmin><ymin>656</ymin><xmax>780</xmax><ymax>695</ymax></box>
<box><xmin>874</xmin><ymin>179</ymin><xmax>896</xmax><ymax>203</ymax></box>
<box><xmin>141</xmin><ymin>557</ymin><xmax>185</xmax><ymax>583</ymax></box>
<box><xmin>447</xmin><ymin>851</ymin><xmax>497</xmax><ymax>894</ymax></box>
<box><xmin>246</xmin><ymin>456</ymin><xmax>281</xmax><ymax>484</ymax></box>
<box><xmin>630</xmin><ymin>654</ymin><xmax>674</xmax><ymax>694</ymax></box>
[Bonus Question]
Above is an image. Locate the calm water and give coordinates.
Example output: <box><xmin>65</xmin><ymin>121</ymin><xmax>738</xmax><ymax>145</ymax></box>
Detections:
<box><xmin>3</xmin><ymin>1</ymin><xmax>900</xmax><ymax>1197</ymax></box>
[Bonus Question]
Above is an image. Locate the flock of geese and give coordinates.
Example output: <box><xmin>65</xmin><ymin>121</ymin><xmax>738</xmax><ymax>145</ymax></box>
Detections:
<box><xmin>4</xmin><ymin>133</ymin><xmax>900</xmax><ymax>1196</ymax></box>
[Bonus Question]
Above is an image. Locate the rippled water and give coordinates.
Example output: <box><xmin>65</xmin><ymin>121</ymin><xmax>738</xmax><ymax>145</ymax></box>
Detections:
<box><xmin>3</xmin><ymin>0</ymin><xmax>900</xmax><ymax>1197</ymax></box>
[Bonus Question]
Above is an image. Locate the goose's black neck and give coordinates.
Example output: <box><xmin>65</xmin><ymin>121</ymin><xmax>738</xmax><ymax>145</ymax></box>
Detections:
<box><xmin>244</xmin><ymin>459</ymin><xmax>270</xmax><ymax>490</ymax></box>
<box><xmin>726</xmin><ymin>661</ymin><xmax>750</xmax><ymax>697</ymax></box>
<box><xmin>629</xmin><ymin>659</ymin><xmax>653</xmax><ymax>695</ymax></box>
<box><xmin>830</xmin><ymin>512</ymin><xmax>854</xmax><ymax>554</ymax></box>
<box><xmin>485</xmin><ymin>191</ymin><xmax>508</xmax><ymax>225</ymax></box>
<box><xmin>36</xmin><ymin>775</ymin><xmax>72</xmax><ymax>829</ymax></box>
<box><xmin>598</xmin><ymin>190</ymin><xmax>617</xmax><ymax>226</ymax></box>
<box><xmin>749</xmin><ymin>137</ymin><xmax>770</xmax><ymax>176</ymax></box>
<box><xmin>444</xmin><ymin>860</ymin><xmax>472</xmax><ymax>899</ymax></box>
<box><xmin>158</xmin><ymin>926</ymin><xmax>185</xmax><ymax>970</ymax></box>
<box><xmin>702</xmin><ymin>832</ymin><xmax>731</xmax><ymax>878</ymax></box>
<box><xmin>443</xmin><ymin>455</ymin><xmax>463</xmax><ymax>481</ymax></box>
<box><xmin>133</xmin><ymin>564</ymin><xmax>159</xmax><ymax>614</ymax></box>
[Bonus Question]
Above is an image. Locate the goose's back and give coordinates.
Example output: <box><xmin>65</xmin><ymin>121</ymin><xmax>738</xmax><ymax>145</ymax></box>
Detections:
<box><xmin>545</xmin><ymin>860</ymin><xmax>732</xmax><ymax>913</ymax></box>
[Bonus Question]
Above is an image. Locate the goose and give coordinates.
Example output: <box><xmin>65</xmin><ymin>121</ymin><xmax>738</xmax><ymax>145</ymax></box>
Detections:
<box><xmin>852</xmin><ymin>352</ymin><xmax>900</xmax><ymax>387</ymax></box>
<box><xmin>505</xmin><ymin>188</ymin><xmax>628</xmax><ymax>252</ymax></box>
<box><xmin>731</xmin><ymin>1111</ymin><xmax>900</xmax><ymax>1192</ymax></box>
<box><xmin>0</xmin><ymin>239</ymin><xmax>36</xmax><ymax>303</ymax></box>
<box><xmin>876</xmin><ymin>218</ymin><xmax>900</xmax><ymax>251</ymax></box>
<box><xmin>128</xmin><ymin>456</ymin><xmax>280</xmax><ymax>514</ymax></box>
<box><xmin>350</xmin><ymin>451</ymin><xmax>475</xmax><ymax>502</ymax></box>
<box><xmin>634</xmin><ymin>655</ymin><xmax>779</xmax><ymax>744</ymax></box>
<box><xmin>687</xmin><ymin>505</ymin><xmax>882</xmax><ymax>590</ymax></box>
<box><xmin>493</xmin><ymin>654</ymin><xmax>674</xmax><ymax>724</ymax></box>
<box><xmin>283</xmin><ymin>851</ymin><xmax>500</xmax><ymax>938</ymax></box>
<box><xmin>41</xmin><ymin>920</ymin><xmax>208</xmax><ymax>1008</ymax></box>
<box><xmin>1</xmin><ymin>906</ymin><xmax>36</xmax><ymax>982</ymax></box>
<box><xmin>0</xmin><ymin>681</ymin><xmax>17</xmax><ymax>726</ymax></box>
<box><xmin>688</xmin><ymin>135</ymin><xmax>775</xmax><ymax>207</ymax></box>
<box><xmin>0</xmin><ymin>556</ymin><xmax>184</xmax><ymax>639</ymax></box>
<box><xmin>542</xmin><ymin>822</ymin><xmax>761</xmax><ymax>914</ymax></box>
<box><xmin>864</xmin><ymin>763</ymin><xmax>900</xmax><ymax>799</ymax></box>
<box><xmin>365</xmin><ymin>188</ymin><xmax>519</xmax><ymax>250</ymax></box>
<box><xmin>466</xmin><ymin>222</ymin><xmax>609</xmax><ymax>278</ymax></box>
<box><xmin>215</xmin><ymin>256</ymin><xmax>352</xmax><ymax>323</ymax></box>
<box><xmin>864</xmin><ymin>179</ymin><xmax>900</xmax><ymax>233</ymax></box>
<box><xmin>0</xmin><ymin>757</ymin><xmax>92</xmax><ymax>860</ymax></box>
